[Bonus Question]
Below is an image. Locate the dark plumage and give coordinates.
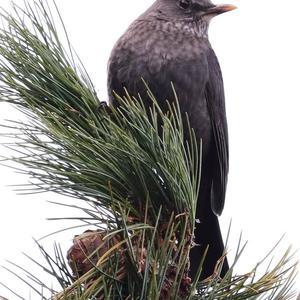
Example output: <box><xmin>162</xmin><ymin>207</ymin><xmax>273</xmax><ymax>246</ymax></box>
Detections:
<box><xmin>107</xmin><ymin>0</ymin><xmax>235</xmax><ymax>280</ymax></box>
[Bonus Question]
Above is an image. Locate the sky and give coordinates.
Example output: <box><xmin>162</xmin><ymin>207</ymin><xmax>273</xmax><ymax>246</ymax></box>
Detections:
<box><xmin>0</xmin><ymin>0</ymin><xmax>300</xmax><ymax>298</ymax></box>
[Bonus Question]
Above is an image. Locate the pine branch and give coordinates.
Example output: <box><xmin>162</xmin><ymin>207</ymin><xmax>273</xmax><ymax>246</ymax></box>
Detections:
<box><xmin>0</xmin><ymin>0</ymin><xmax>199</xmax><ymax>227</ymax></box>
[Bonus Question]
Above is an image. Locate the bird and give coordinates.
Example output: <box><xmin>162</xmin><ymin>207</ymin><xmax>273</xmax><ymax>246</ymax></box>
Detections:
<box><xmin>107</xmin><ymin>0</ymin><xmax>235</xmax><ymax>280</ymax></box>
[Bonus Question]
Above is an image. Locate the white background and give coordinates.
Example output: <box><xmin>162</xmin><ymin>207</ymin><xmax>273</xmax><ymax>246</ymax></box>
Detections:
<box><xmin>0</xmin><ymin>0</ymin><xmax>299</xmax><ymax>298</ymax></box>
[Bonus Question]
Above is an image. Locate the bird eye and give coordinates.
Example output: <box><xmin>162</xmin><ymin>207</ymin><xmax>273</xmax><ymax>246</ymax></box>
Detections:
<box><xmin>178</xmin><ymin>0</ymin><xmax>191</xmax><ymax>10</ymax></box>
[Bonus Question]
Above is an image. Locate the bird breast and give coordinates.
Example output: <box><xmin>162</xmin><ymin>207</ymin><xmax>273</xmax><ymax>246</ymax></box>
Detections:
<box><xmin>114</xmin><ymin>19</ymin><xmax>209</xmax><ymax>75</ymax></box>
<box><xmin>108</xmin><ymin>18</ymin><xmax>213</xmax><ymax>152</ymax></box>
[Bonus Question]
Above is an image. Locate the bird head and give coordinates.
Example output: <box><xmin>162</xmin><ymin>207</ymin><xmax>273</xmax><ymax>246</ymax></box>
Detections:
<box><xmin>145</xmin><ymin>0</ymin><xmax>236</xmax><ymax>24</ymax></box>
<box><xmin>177</xmin><ymin>0</ymin><xmax>236</xmax><ymax>19</ymax></box>
<box><xmin>140</xmin><ymin>0</ymin><xmax>236</xmax><ymax>37</ymax></box>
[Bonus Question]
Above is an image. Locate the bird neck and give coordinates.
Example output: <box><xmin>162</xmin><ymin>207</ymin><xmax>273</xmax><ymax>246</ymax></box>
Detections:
<box><xmin>138</xmin><ymin>16</ymin><xmax>209</xmax><ymax>39</ymax></box>
<box><xmin>173</xmin><ymin>19</ymin><xmax>210</xmax><ymax>39</ymax></box>
<box><xmin>138</xmin><ymin>2</ymin><xmax>210</xmax><ymax>39</ymax></box>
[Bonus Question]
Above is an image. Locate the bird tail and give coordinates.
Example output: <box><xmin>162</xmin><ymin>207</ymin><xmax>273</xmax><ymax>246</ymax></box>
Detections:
<box><xmin>189</xmin><ymin>214</ymin><xmax>229</xmax><ymax>280</ymax></box>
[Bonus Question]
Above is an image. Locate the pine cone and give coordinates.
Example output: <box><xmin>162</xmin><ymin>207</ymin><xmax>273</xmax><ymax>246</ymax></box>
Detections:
<box><xmin>160</xmin><ymin>265</ymin><xmax>192</xmax><ymax>299</ymax></box>
<box><xmin>67</xmin><ymin>228</ymin><xmax>191</xmax><ymax>299</ymax></box>
<box><xmin>67</xmin><ymin>229</ymin><xmax>120</xmax><ymax>278</ymax></box>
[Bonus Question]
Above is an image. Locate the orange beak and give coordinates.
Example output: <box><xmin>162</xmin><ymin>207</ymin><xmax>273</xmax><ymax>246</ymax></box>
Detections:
<box><xmin>205</xmin><ymin>4</ymin><xmax>237</xmax><ymax>16</ymax></box>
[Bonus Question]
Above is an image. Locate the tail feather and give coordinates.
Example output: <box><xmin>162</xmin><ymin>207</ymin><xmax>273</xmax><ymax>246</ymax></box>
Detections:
<box><xmin>189</xmin><ymin>214</ymin><xmax>229</xmax><ymax>280</ymax></box>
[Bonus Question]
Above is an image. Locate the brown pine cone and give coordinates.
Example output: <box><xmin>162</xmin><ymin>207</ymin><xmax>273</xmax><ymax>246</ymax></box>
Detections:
<box><xmin>67</xmin><ymin>230</ymin><xmax>120</xmax><ymax>277</ymax></box>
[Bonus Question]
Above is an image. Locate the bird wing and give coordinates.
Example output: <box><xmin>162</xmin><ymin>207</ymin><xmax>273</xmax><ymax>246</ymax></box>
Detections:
<box><xmin>205</xmin><ymin>48</ymin><xmax>229</xmax><ymax>216</ymax></box>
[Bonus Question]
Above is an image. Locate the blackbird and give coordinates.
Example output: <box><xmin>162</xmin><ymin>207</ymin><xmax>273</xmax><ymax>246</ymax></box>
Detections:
<box><xmin>107</xmin><ymin>0</ymin><xmax>235</xmax><ymax>280</ymax></box>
